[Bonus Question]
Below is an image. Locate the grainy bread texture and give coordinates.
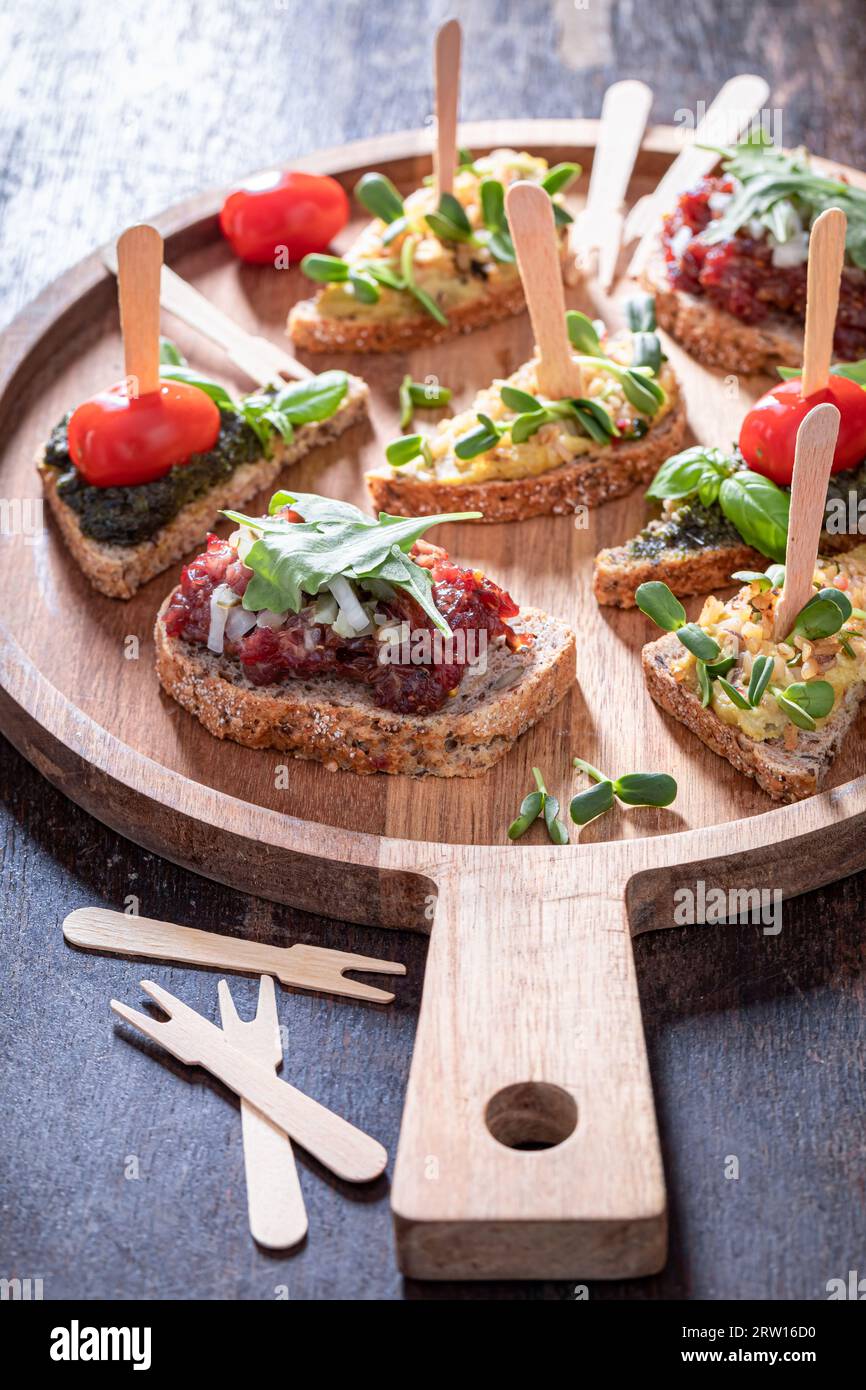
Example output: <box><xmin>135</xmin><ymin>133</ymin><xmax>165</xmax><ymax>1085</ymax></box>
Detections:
<box><xmin>640</xmin><ymin>242</ymin><xmax>804</xmax><ymax>374</ymax></box>
<box><xmin>155</xmin><ymin>599</ymin><xmax>576</xmax><ymax>777</ymax></box>
<box><xmin>39</xmin><ymin>376</ymin><xmax>369</xmax><ymax>600</ymax></box>
<box><xmin>594</xmin><ymin>536</ymin><xmax>766</xmax><ymax>607</ymax></box>
<box><xmin>366</xmin><ymin>396</ymin><xmax>687</xmax><ymax>522</ymax></box>
<box><xmin>287</xmin><ymin>240</ymin><xmax>572</xmax><ymax>355</ymax></box>
<box><xmin>642</xmin><ymin>631</ymin><xmax>864</xmax><ymax>802</ymax></box>
<box><xmin>595</xmin><ymin>525</ymin><xmax>862</xmax><ymax>608</ymax></box>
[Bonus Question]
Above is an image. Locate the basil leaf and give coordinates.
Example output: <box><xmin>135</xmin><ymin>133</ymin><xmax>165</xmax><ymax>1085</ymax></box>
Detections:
<box><xmin>542</xmin><ymin>162</ymin><xmax>580</xmax><ymax>196</ymax></box>
<box><xmin>455</xmin><ymin>413</ymin><xmax>502</xmax><ymax>459</ymax></box>
<box><xmin>678</xmin><ymin>623</ymin><xmax>722</xmax><ymax>661</ymax></box>
<box><xmin>301</xmin><ymin>253</ymin><xmax>349</xmax><ymax>283</ymax></box>
<box><xmin>272</xmin><ymin>371</ymin><xmax>348</xmax><ymax>424</ymax></box>
<box><xmin>635</xmin><ymin>581</ymin><xmax>687</xmax><ymax>632</ymax></box>
<box><xmin>646</xmin><ymin>446</ymin><xmax>729</xmax><ymax>502</ymax></box>
<box><xmin>159</xmin><ymin>337</ymin><xmax>186</xmax><ymax>366</ymax></box>
<box><xmin>716</xmin><ymin>676</ymin><xmax>751</xmax><ymax>710</ymax></box>
<box><xmin>501</xmin><ymin>385</ymin><xmax>542</xmax><ymax>413</ymax></box>
<box><xmin>566</xmin><ymin>310</ymin><xmax>603</xmax><ymax>356</ymax></box>
<box><xmin>355</xmin><ymin>172</ymin><xmax>404</xmax><ymax>224</ymax></box>
<box><xmin>624</xmin><ymin>292</ymin><xmax>657</xmax><ymax>333</ymax></box>
<box><xmin>748</xmin><ymin>654</ymin><xmax>775</xmax><ymax>707</ymax></box>
<box><xmin>719</xmin><ymin>471</ymin><xmax>790</xmax><ymax>563</ymax></box>
<box><xmin>158</xmin><ymin>365</ymin><xmax>236</xmax><ymax>412</ymax></box>
<box><xmin>613</xmin><ymin>772</ymin><xmax>677</xmax><ymax>808</ymax></box>
<box><xmin>778</xmin><ymin>361</ymin><xmax>866</xmax><ymax>385</ymax></box>
<box><xmin>569</xmin><ymin>779</ymin><xmax>615</xmax><ymax>826</ymax></box>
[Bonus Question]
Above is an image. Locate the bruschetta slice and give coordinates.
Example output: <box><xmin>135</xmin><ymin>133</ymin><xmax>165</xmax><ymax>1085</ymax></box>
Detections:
<box><xmin>288</xmin><ymin>148</ymin><xmax>577</xmax><ymax>354</ymax></box>
<box><xmin>367</xmin><ymin>299</ymin><xmax>685</xmax><ymax>521</ymax></box>
<box><xmin>39</xmin><ymin>347</ymin><xmax>367</xmax><ymax>599</ymax></box>
<box><xmin>639</xmin><ymin>553</ymin><xmax>866</xmax><ymax>801</ymax></box>
<box><xmin>155</xmin><ymin>489</ymin><xmax>576</xmax><ymax>776</ymax></box>
<box><xmin>640</xmin><ymin>133</ymin><xmax>866</xmax><ymax>374</ymax></box>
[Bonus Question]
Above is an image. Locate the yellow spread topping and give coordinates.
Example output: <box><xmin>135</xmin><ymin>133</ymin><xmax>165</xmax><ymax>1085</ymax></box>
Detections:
<box><xmin>673</xmin><ymin>547</ymin><xmax>866</xmax><ymax>742</ymax></box>
<box><xmin>370</xmin><ymin>332</ymin><xmax>677</xmax><ymax>486</ymax></box>
<box><xmin>316</xmin><ymin>149</ymin><xmax>565</xmax><ymax>322</ymax></box>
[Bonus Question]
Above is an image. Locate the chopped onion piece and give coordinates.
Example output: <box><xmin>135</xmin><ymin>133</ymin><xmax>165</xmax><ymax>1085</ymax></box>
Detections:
<box><xmin>256</xmin><ymin>609</ymin><xmax>286</xmax><ymax>629</ymax></box>
<box><xmin>328</xmin><ymin>574</ymin><xmax>369</xmax><ymax>634</ymax></box>
<box><xmin>207</xmin><ymin>583</ymin><xmax>239</xmax><ymax>653</ymax></box>
<box><xmin>224</xmin><ymin>606</ymin><xmax>258</xmax><ymax>642</ymax></box>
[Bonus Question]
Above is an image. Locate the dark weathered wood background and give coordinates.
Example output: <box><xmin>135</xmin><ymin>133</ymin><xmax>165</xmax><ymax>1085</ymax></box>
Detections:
<box><xmin>2</xmin><ymin>0</ymin><xmax>865</xmax><ymax>1301</ymax></box>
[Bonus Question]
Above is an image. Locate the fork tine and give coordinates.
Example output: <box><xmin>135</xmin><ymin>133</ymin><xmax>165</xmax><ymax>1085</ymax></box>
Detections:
<box><xmin>139</xmin><ymin>979</ymin><xmax>184</xmax><ymax>1016</ymax></box>
<box><xmin>110</xmin><ymin>999</ymin><xmax>163</xmax><ymax>1034</ymax></box>
<box><xmin>290</xmin><ymin>944</ymin><xmax>406</xmax><ymax>977</ymax></box>
<box><xmin>255</xmin><ymin>973</ymin><xmax>277</xmax><ymax>1021</ymax></box>
<box><xmin>217</xmin><ymin>978</ymin><xmax>242</xmax><ymax>1029</ymax></box>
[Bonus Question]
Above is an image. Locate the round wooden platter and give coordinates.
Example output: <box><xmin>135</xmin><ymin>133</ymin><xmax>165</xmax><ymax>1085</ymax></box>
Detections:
<box><xmin>2</xmin><ymin>119</ymin><xmax>865</xmax><ymax>1280</ymax></box>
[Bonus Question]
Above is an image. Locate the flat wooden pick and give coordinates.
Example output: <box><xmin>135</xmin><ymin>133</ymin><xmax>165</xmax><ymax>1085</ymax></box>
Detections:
<box><xmin>434</xmin><ymin>18</ymin><xmax>462</xmax><ymax>199</ymax></box>
<box><xmin>116</xmin><ymin>224</ymin><xmax>163</xmax><ymax>396</ymax></box>
<box><xmin>506</xmin><ymin>181</ymin><xmax>582</xmax><ymax>399</ymax></box>
<box><xmin>801</xmin><ymin>207</ymin><xmax>847</xmax><ymax>397</ymax></box>
<box><xmin>773</xmin><ymin>402</ymin><xmax>841</xmax><ymax>640</ymax></box>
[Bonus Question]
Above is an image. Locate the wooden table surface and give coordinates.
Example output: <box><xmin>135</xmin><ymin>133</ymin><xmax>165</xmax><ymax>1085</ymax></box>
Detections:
<box><xmin>2</xmin><ymin>0</ymin><xmax>864</xmax><ymax>1301</ymax></box>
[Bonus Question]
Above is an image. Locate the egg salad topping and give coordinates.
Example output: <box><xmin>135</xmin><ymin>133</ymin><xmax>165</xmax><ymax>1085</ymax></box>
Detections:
<box><xmin>374</xmin><ymin>329</ymin><xmax>677</xmax><ymax>486</ymax></box>
<box><xmin>312</xmin><ymin>149</ymin><xmax>572</xmax><ymax>322</ymax></box>
<box><xmin>673</xmin><ymin>547</ymin><xmax>866</xmax><ymax>744</ymax></box>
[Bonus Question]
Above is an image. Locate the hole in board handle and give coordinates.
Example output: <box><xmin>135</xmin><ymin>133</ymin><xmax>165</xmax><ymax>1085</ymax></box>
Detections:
<box><xmin>485</xmin><ymin>1082</ymin><xmax>578</xmax><ymax>1151</ymax></box>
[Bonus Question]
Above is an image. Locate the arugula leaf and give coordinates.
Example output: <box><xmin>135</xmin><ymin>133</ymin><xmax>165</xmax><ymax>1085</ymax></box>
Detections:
<box><xmin>222</xmin><ymin>494</ymin><xmax>480</xmax><ymax>636</ymax></box>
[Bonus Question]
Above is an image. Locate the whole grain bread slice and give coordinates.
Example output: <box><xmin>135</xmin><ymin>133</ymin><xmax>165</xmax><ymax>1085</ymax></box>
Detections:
<box><xmin>155</xmin><ymin>599</ymin><xmax>575</xmax><ymax>777</ymax></box>
<box><xmin>39</xmin><ymin>376</ymin><xmax>369</xmax><ymax>600</ymax></box>
<box><xmin>366</xmin><ymin>395</ymin><xmax>687</xmax><ymax>522</ymax></box>
<box><xmin>595</xmin><ymin>534</ymin><xmax>766</xmax><ymax>607</ymax></box>
<box><xmin>642</xmin><ymin>631</ymin><xmax>864</xmax><ymax>802</ymax></box>
<box><xmin>639</xmin><ymin>241</ymin><xmax>804</xmax><ymax>375</ymax></box>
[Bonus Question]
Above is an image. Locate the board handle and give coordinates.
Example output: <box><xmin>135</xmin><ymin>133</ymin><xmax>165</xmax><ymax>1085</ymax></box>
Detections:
<box><xmin>391</xmin><ymin>863</ymin><xmax>667</xmax><ymax>1280</ymax></box>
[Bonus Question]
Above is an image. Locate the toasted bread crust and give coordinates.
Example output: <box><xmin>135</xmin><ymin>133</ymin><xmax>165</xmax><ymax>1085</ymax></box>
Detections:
<box><xmin>639</xmin><ymin>242</ymin><xmax>804</xmax><ymax>375</ymax></box>
<box><xmin>38</xmin><ymin>378</ymin><xmax>369</xmax><ymax>599</ymax></box>
<box><xmin>642</xmin><ymin>631</ymin><xmax>864</xmax><ymax>802</ymax></box>
<box><xmin>155</xmin><ymin>599</ymin><xmax>576</xmax><ymax>777</ymax></box>
<box><xmin>594</xmin><ymin>539</ymin><xmax>764</xmax><ymax>607</ymax></box>
<box><xmin>366</xmin><ymin>396</ymin><xmax>687</xmax><ymax>522</ymax></box>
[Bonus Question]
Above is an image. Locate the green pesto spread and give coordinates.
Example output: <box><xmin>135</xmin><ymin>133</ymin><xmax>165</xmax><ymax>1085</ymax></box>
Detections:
<box><xmin>42</xmin><ymin>408</ymin><xmax>264</xmax><ymax>546</ymax></box>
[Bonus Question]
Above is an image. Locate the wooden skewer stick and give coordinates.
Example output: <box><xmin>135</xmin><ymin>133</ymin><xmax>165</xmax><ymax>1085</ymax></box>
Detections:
<box><xmin>800</xmin><ymin>207</ymin><xmax>847</xmax><ymax>397</ymax></box>
<box><xmin>506</xmin><ymin>181</ymin><xmax>583</xmax><ymax>399</ymax></box>
<box><xmin>116</xmin><ymin>224</ymin><xmax>163</xmax><ymax>397</ymax></box>
<box><xmin>773</xmin><ymin>403</ymin><xmax>840</xmax><ymax>640</ymax></box>
<box><xmin>434</xmin><ymin>18</ymin><xmax>462</xmax><ymax>200</ymax></box>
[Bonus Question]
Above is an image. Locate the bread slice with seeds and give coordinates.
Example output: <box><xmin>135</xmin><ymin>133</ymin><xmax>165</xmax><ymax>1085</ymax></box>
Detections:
<box><xmin>38</xmin><ymin>376</ymin><xmax>368</xmax><ymax>600</ymax></box>
<box><xmin>642</xmin><ymin>631</ymin><xmax>864</xmax><ymax>802</ymax></box>
<box><xmin>155</xmin><ymin>600</ymin><xmax>575</xmax><ymax>778</ymax></box>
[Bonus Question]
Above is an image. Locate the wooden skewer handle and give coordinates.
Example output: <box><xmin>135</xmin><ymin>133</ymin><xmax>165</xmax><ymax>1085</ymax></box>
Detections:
<box><xmin>391</xmin><ymin>864</ymin><xmax>666</xmax><ymax>1280</ymax></box>
<box><xmin>801</xmin><ymin>208</ymin><xmax>847</xmax><ymax>398</ymax></box>
<box><xmin>116</xmin><ymin>224</ymin><xmax>163</xmax><ymax>396</ymax></box>
<box><xmin>507</xmin><ymin>181</ymin><xmax>582</xmax><ymax>399</ymax></box>
<box><xmin>587</xmin><ymin>80</ymin><xmax>653</xmax><ymax>214</ymax></box>
<box><xmin>773</xmin><ymin>402</ymin><xmax>841</xmax><ymax>640</ymax></box>
<box><xmin>434</xmin><ymin>18</ymin><xmax>461</xmax><ymax>199</ymax></box>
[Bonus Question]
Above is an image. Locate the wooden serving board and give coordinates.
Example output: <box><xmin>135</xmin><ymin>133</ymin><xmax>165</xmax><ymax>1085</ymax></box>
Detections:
<box><xmin>1</xmin><ymin>119</ymin><xmax>864</xmax><ymax>1280</ymax></box>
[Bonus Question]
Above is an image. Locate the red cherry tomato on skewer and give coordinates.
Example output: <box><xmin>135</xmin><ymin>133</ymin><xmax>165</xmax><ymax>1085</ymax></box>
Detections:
<box><xmin>739</xmin><ymin>375</ymin><xmax>866</xmax><ymax>485</ymax></box>
<box><xmin>219</xmin><ymin>170</ymin><xmax>349</xmax><ymax>265</ymax></box>
<box><xmin>67</xmin><ymin>380</ymin><xmax>221</xmax><ymax>488</ymax></box>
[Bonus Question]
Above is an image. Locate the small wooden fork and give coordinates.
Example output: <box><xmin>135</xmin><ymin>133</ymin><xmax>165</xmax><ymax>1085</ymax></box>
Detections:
<box><xmin>219</xmin><ymin>975</ymin><xmax>308</xmax><ymax>1249</ymax></box>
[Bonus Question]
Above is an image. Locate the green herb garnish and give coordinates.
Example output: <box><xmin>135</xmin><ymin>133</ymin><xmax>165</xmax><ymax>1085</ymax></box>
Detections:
<box><xmin>570</xmin><ymin>758</ymin><xmax>677</xmax><ymax>825</ymax></box>
<box><xmin>398</xmin><ymin>375</ymin><xmax>453</xmax><ymax>430</ymax></box>
<box><xmin>646</xmin><ymin>446</ymin><xmax>790</xmax><ymax>562</ymax></box>
<box><xmin>508</xmin><ymin>768</ymin><xmax>569</xmax><ymax>844</ymax></box>
<box><xmin>354</xmin><ymin>172</ymin><xmax>405</xmax><ymax>224</ymax></box>
<box><xmin>222</xmin><ymin>491</ymin><xmax>479</xmax><ymax>637</ymax></box>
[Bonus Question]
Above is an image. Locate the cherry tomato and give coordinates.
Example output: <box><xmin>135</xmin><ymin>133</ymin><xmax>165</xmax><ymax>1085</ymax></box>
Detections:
<box><xmin>219</xmin><ymin>170</ymin><xmax>349</xmax><ymax>265</ymax></box>
<box><xmin>739</xmin><ymin>375</ymin><xmax>866</xmax><ymax>484</ymax></box>
<box><xmin>67</xmin><ymin>380</ymin><xmax>221</xmax><ymax>488</ymax></box>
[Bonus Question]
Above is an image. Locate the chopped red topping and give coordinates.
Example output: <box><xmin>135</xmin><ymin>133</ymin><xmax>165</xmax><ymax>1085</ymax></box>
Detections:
<box><xmin>163</xmin><ymin>531</ymin><xmax>525</xmax><ymax>715</ymax></box>
<box><xmin>661</xmin><ymin>175</ymin><xmax>866</xmax><ymax>358</ymax></box>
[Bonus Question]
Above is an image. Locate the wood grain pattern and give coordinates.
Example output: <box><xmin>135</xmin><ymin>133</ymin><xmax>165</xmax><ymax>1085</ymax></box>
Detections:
<box><xmin>774</xmin><ymin>404</ymin><xmax>840</xmax><ymax>639</ymax></box>
<box><xmin>4</xmin><ymin>0</ymin><xmax>866</xmax><ymax>1301</ymax></box>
